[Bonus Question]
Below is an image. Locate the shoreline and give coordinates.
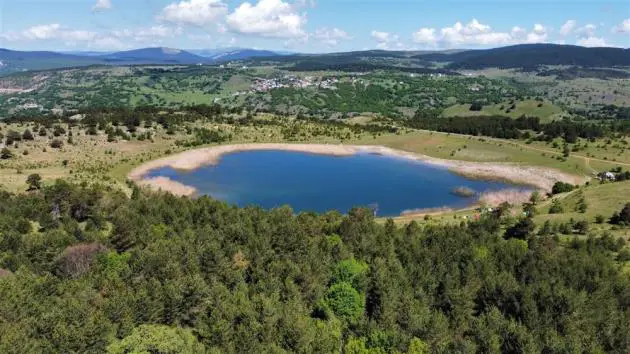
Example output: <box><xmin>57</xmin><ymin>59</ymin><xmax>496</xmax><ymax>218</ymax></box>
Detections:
<box><xmin>128</xmin><ymin>143</ymin><xmax>585</xmax><ymax>205</ymax></box>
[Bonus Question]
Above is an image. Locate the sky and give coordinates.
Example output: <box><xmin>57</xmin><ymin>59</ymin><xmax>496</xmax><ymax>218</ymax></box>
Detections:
<box><xmin>0</xmin><ymin>0</ymin><xmax>628</xmax><ymax>52</ymax></box>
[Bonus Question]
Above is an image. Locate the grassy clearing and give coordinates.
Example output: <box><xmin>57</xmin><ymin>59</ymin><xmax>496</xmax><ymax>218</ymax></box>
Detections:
<box><xmin>442</xmin><ymin>99</ymin><xmax>565</xmax><ymax>122</ymax></box>
<box><xmin>534</xmin><ymin>181</ymin><xmax>630</xmax><ymax>239</ymax></box>
<box><xmin>353</xmin><ymin>130</ymin><xmax>605</xmax><ymax>177</ymax></box>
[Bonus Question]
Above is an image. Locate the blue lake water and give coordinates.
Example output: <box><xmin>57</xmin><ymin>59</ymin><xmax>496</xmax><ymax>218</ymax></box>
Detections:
<box><xmin>147</xmin><ymin>150</ymin><xmax>528</xmax><ymax>217</ymax></box>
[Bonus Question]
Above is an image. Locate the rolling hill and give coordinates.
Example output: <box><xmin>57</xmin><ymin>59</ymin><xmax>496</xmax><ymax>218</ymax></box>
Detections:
<box><xmin>416</xmin><ymin>44</ymin><xmax>630</xmax><ymax>69</ymax></box>
<box><xmin>98</xmin><ymin>47</ymin><xmax>207</xmax><ymax>64</ymax></box>
<box><xmin>0</xmin><ymin>48</ymin><xmax>100</xmax><ymax>73</ymax></box>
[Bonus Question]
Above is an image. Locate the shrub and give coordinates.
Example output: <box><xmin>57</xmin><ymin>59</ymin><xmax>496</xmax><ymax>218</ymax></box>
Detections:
<box><xmin>22</xmin><ymin>129</ymin><xmax>34</xmax><ymax>140</ymax></box>
<box><xmin>5</xmin><ymin>130</ymin><xmax>21</xmax><ymax>145</ymax></box>
<box><xmin>53</xmin><ymin>125</ymin><xmax>66</xmax><ymax>137</ymax></box>
<box><xmin>552</xmin><ymin>182</ymin><xmax>575</xmax><ymax>195</ymax></box>
<box><xmin>549</xmin><ymin>199</ymin><xmax>564</xmax><ymax>214</ymax></box>
<box><xmin>0</xmin><ymin>147</ymin><xmax>13</xmax><ymax>159</ymax></box>
<box><xmin>611</xmin><ymin>203</ymin><xmax>630</xmax><ymax>225</ymax></box>
<box><xmin>574</xmin><ymin>220</ymin><xmax>590</xmax><ymax>235</ymax></box>
<box><xmin>26</xmin><ymin>173</ymin><xmax>42</xmax><ymax>190</ymax></box>
<box><xmin>50</xmin><ymin>139</ymin><xmax>64</xmax><ymax>149</ymax></box>
<box><xmin>470</xmin><ymin>102</ymin><xmax>484</xmax><ymax>111</ymax></box>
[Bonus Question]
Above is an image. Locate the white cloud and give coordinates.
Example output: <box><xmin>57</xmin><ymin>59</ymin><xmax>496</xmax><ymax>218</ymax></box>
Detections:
<box><xmin>510</xmin><ymin>26</ymin><xmax>527</xmax><ymax>39</ymax></box>
<box><xmin>371</xmin><ymin>30</ymin><xmax>394</xmax><ymax>43</ymax></box>
<box><xmin>159</xmin><ymin>0</ymin><xmax>228</xmax><ymax>27</ymax></box>
<box><xmin>412</xmin><ymin>19</ymin><xmax>534</xmax><ymax>47</ymax></box>
<box><xmin>439</xmin><ymin>19</ymin><xmax>512</xmax><ymax>46</ymax></box>
<box><xmin>613</xmin><ymin>18</ymin><xmax>630</xmax><ymax>33</ymax></box>
<box><xmin>525</xmin><ymin>23</ymin><xmax>547</xmax><ymax>43</ymax></box>
<box><xmin>21</xmin><ymin>24</ymin><xmax>97</xmax><ymax>42</ymax></box>
<box><xmin>371</xmin><ymin>30</ymin><xmax>403</xmax><ymax>49</ymax></box>
<box><xmin>92</xmin><ymin>0</ymin><xmax>112</xmax><ymax>12</ymax></box>
<box><xmin>313</xmin><ymin>27</ymin><xmax>351</xmax><ymax>46</ymax></box>
<box><xmin>577</xmin><ymin>36</ymin><xmax>607</xmax><ymax>47</ymax></box>
<box><xmin>560</xmin><ymin>20</ymin><xmax>577</xmax><ymax>36</ymax></box>
<box><xmin>226</xmin><ymin>0</ymin><xmax>307</xmax><ymax>38</ymax></box>
<box><xmin>410</xmin><ymin>20</ymin><xmax>566</xmax><ymax>48</ymax></box>
<box><xmin>412</xmin><ymin>28</ymin><xmax>437</xmax><ymax>45</ymax></box>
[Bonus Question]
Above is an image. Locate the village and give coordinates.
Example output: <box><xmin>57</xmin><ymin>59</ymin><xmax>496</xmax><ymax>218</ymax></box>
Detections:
<box><xmin>251</xmin><ymin>75</ymin><xmax>339</xmax><ymax>92</ymax></box>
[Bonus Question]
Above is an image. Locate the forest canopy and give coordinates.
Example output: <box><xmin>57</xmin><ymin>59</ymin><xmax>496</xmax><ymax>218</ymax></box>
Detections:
<box><xmin>0</xmin><ymin>181</ymin><xmax>629</xmax><ymax>353</ymax></box>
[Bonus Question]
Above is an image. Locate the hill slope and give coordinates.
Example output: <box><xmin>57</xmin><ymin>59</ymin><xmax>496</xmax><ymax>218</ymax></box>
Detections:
<box><xmin>0</xmin><ymin>48</ymin><xmax>100</xmax><ymax>73</ymax></box>
<box><xmin>99</xmin><ymin>47</ymin><xmax>207</xmax><ymax>64</ymax></box>
<box><xmin>417</xmin><ymin>44</ymin><xmax>630</xmax><ymax>69</ymax></box>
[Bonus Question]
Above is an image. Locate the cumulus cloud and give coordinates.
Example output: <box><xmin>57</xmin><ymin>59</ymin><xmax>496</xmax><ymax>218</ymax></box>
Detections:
<box><xmin>159</xmin><ymin>0</ymin><xmax>228</xmax><ymax>27</ymax></box>
<box><xmin>412</xmin><ymin>28</ymin><xmax>437</xmax><ymax>45</ymax></box>
<box><xmin>613</xmin><ymin>18</ymin><xmax>630</xmax><ymax>33</ymax></box>
<box><xmin>313</xmin><ymin>27</ymin><xmax>351</xmax><ymax>46</ymax></box>
<box><xmin>92</xmin><ymin>0</ymin><xmax>112</xmax><ymax>12</ymax></box>
<box><xmin>226</xmin><ymin>0</ymin><xmax>307</xmax><ymax>38</ymax></box>
<box><xmin>412</xmin><ymin>19</ymin><xmax>549</xmax><ymax>47</ymax></box>
<box><xmin>560</xmin><ymin>20</ymin><xmax>577</xmax><ymax>36</ymax></box>
<box><xmin>19</xmin><ymin>24</ymin><xmax>97</xmax><ymax>42</ymax></box>
<box><xmin>371</xmin><ymin>30</ymin><xmax>403</xmax><ymax>49</ymax></box>
<box><xmin>525</xmin><ymin>23</ymin><xmax>547</xmax><ymax>43</ymax></box>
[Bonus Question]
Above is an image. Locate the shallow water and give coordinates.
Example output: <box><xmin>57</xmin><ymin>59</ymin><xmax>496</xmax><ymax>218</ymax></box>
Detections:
<box><xmin>147</xmin><ymin>150</ymin><xmax>529</xmax><ymax>216</ymax></box>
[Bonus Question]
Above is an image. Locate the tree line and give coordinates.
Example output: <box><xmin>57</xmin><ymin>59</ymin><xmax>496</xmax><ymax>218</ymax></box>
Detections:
<box><xmin>407</xmin><ymin>114</ymin><xmax>613</xmax><ymax>141</ymax></box>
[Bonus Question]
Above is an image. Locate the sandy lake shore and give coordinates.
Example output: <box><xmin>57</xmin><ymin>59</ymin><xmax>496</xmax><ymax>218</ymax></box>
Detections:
<box><xmin>128</xmin><ymin>143</ymin><xmax>585</xmax><ymax>203</ymax></box>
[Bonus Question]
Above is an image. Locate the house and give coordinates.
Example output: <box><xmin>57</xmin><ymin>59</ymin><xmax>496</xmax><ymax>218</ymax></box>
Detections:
<box><xmin>598</xmin><ymin>171</ymin><xmax>617</xmax><ymax>181</ymax></box>
<box><xmin>605</xmin><ymin>172</ymin><xmax>616</xmax><ymax>181</ymax></box>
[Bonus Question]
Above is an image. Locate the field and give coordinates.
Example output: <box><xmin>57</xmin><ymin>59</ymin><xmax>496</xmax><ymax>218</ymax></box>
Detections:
<box><xmin>535</xmin><ymin>181</ymin><xmax>630</xmax><ymax>234</ymax></box>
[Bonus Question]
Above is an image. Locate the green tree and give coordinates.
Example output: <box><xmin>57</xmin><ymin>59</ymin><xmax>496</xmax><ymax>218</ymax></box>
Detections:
<box><xmin>549</xmin><ymin>199</ymin><xmax>564</xmax><ymax>214</ymax></box>
<box><xmin>325</xmin><ymin>282</ymin><xmax>365</xmax><ymax>323</ymax></box>
<box><xmin>26</xmin><ymin>173</ymin><xmax>42</xmax><ymax>190</ymax></box>
<box><xmin>331</xmin><ymin>258</ymin><xmax>369</xmax><ymax>291</ymax></box>
<box><xmin>505</xmin><ymin>217</ymin><xmax>535</xmax><ymax>240</ymax></box>
<box><xmin>408</xmin><ymin>338</ymin><xmax>429</xmax><ymax>354</ymax></box>
<box><xmin>107</xmin><ymin>325</ymin><xmax>204</xmax><ymax>354</ymax></box>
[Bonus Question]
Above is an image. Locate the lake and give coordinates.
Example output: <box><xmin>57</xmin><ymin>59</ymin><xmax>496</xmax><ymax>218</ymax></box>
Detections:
<box><xmin>146</xmin><ymin>150</ymin><xmax>528</xmax><ymax>216</ymax></box>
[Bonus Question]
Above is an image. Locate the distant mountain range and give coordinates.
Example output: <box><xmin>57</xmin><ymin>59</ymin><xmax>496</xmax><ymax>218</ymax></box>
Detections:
<box><xmin>0</xmin><ymin>47</ymin><xmax>288</xmax><ymax>75</ymax></box>
<box><xmin>0</xmin><ymin>44</ymin><xmax>628</xmax><ymax>76</ymax></box>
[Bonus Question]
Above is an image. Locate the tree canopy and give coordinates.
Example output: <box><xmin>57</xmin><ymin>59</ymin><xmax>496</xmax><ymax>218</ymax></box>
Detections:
<box><xmin>0</xmin><ymin>180</ymin><xmax>628</xmax><ymax>353</ymax></box>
